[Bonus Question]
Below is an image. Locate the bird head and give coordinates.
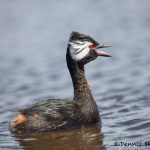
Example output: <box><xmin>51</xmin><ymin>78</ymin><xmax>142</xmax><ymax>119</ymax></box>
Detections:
<box><xmin>68</xmin><ymin>31</ymin><xmax>111</xmax><ymax>65</ymax></box>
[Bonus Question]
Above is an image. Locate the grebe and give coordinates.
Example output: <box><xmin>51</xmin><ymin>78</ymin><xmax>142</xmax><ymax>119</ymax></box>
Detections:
<box><xmin>10</xmin><ymin>31</ymin><xmax>111</xmax><ymax>132</ymax></box>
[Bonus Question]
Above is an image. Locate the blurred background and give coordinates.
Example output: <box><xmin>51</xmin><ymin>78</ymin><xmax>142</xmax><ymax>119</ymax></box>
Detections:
<box><xmin>0</xmin><ymin>0</ymin><xmax>150</xmax><ymax>150</ymax></box>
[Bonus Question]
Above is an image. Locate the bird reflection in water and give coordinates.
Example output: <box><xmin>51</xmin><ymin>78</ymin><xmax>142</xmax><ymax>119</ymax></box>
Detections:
<box><xmin>13</xmin><ymin>123</ymin><xmax>104</xmax><ymax>150</ymax></box>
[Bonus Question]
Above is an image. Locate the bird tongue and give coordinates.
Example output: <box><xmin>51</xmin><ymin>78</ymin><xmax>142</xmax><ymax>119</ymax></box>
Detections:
<box><xmin>96</xmin><ymin>50</ymin><xmax>111</xmax><ymax>57</ymax></box>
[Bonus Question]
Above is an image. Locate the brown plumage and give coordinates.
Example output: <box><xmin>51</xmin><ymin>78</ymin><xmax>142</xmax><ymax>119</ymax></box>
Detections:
<box><xmin>10</xmin><ymin>31</ymin><xmax>111</xmax><ymax>132</ymax></box>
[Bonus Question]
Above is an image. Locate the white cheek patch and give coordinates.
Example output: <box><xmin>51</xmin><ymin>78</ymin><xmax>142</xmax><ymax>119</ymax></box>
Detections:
<box><xmin>69</xmin><ymin>41</ymin><xmax>92</xmax><ymax>61</ymax></box>
<box><xmin>70</xmin><ymin>46</ymin><xmax>90</xmax><ymax>61</ymax></box>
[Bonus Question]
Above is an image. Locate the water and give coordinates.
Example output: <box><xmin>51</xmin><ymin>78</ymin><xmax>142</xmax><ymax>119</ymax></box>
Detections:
<box><xmin>0</xmin><ymin>0</ymin><xmax>150</xmax><ymax>150</ymax></box>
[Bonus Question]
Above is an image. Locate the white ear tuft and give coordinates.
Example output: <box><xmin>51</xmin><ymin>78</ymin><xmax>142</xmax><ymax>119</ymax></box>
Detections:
<box><xmin>69</xmin><ymin>41</ymin><xmax>92</xmax><ymax>61</ymax></box>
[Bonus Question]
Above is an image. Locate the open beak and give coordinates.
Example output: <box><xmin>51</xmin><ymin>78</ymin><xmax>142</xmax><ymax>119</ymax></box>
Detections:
<box><xmin>95</xmin><ymin>44</ymin><xmax>111</xmax><ymax>57</ymax></box>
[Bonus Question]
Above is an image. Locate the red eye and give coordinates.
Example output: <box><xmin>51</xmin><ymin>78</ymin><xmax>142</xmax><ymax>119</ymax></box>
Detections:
<box><xmin>89</xmin><ymin>44</ymin><xmax>94</xmax><ymax>49</ymax></box>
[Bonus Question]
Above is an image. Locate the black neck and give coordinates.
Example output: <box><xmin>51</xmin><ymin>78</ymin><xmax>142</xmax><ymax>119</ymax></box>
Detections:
<box><xmin>66</xmin><ymin>46</ymin><xmax>99</xmax><ymax>122</ymax></box>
